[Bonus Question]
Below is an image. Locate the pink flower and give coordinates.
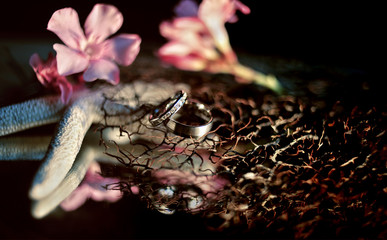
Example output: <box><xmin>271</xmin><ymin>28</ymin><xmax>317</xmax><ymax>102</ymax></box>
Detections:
<box><xmin>198</xmin><ymin>0</ymin><xmax>250</xmax><ymax>53</ymax></box>
<box><xmin>153</xmin><ymin>169</ymin><xmax>228</xmax><ymax>197</ymax></box>
<box><xmin>48</xmin><ymin>4</ymin><xmax>141</xmax><ymax>85</ymax></box>
<box><xmin>158</xmin><ymin>0</ymin><xmax>250</xmax><ymax>72</ymax></box>
<box><xmin>153</xmin><ymin>147</ymin><xmax>228</xmax><ymax>198</ymax></box>
<box><xmin>60</xmin><ymin>162</ymin><xmax>122</xmax><ymax>212</ymax></box>
<box><xmin>158</xmin><ymin>0</ymin><xmax>284</xmax><ymax>94</ymax></box>
<box><xmin>29</xmin><ymin>53</ymin><xmax>73</xmax><ymax>104</ymax></box>
<box><xmin>151</xmin><ymin>147</ymin><xmax>229</xmax><ymax>212</ymax></box>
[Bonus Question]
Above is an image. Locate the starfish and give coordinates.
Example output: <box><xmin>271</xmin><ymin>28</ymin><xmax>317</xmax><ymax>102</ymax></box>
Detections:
<box><xmin>0</xmin><ymin>80</ymin><xmax>212</xmax><ymax>218</ymax></box>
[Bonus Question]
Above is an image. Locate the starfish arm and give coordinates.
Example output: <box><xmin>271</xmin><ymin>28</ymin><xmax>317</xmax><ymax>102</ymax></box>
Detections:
<box><xmin>30</xmin><ymin>128</ymin><xmax>128</xmax><ymax>218</ymax></box>
<box><xmin>28</xmin><ymin>81</ymin><xmax>191</xmax><ymax>209</ymax></box>
<box><xmin>29</xmin><ymin>101</ymin><xmax>97</xmax><ymax>200</ymax></box>
<box><xmin>0</xmin><ymin>136</ymin><xmax>51</xmax><ymax>160</ymax></box>
<box><xmin>98</xmin><ymin>81</ymin><xmax>191</xmax><ymax>126</ymax></box>
<box><xmin>0</xmin><ymin>96</ymin><xmax>65</xmax><ymax>137</ymax></box>
<box><xmin>31</xmin><ymin>146</ymin><xmax>96</xmax><ymax>219</ymax></box>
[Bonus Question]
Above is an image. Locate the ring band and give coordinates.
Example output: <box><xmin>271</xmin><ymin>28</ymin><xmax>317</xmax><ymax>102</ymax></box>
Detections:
<box><xmin>149</xmin><ymin>90</ymin><xmax>188</xmax><ymax>126</ymax></box>
<box><xmin>165</xmin><ymin>100</ymin><xmax>213</xmax><ymax>139</ymax></box>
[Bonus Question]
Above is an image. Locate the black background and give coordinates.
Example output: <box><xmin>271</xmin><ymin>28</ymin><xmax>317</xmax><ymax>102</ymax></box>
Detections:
<box><xmin>0</xmin><ymin>0</ymin><xmax>382</xmax><ymax>71</ymax></box>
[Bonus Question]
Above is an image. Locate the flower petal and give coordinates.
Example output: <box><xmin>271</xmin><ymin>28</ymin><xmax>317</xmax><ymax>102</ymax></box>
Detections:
<box><xmin>234</xmin><ymin>0</ymin><xmax>251</xmax><ymax>15</ymax></box>
<box><xmin>160</xmin><ymin>17</ymin><xmax>205</xmax><ymax>40</ymax></box>
<box><xmin>174</xmin><ymin>0</ymin><xmax>199</xmax><ymax>17</ymax></box>
<box><xmin>199</xmin><ymin>0</ymin><xmax>232</xmax><ymax>23</ymax></box>
<box><xmin>102</xmin><ymin>34</ymin><xmax>141</xmax><ymax>66</ymax></box>
<box><xmin>29</xmin><ymin>53</ymin><xmax>46</xmax><ymax>84</ymax></box>
<box><xmin>54</xmin><ymin>44</ymin><xmax>89</xmax><ymax>76</ymax></box>
<box><xmin>47</xmin><ymin>8</ymin><xmax>86</xmax><ymax>50</ymax></box>
<box><xmin>158</xmin><ymin>41</ymin><xmax>194</xmax><ymax>57</ymax></box>
<box><xmin>158</xmin><ymin>48</ymin><xmax>206</xmax><ymax>72</ymax></box>
<box><xmin>60</xmin><ymin>185</ymin><xmax>91</xmax><ymax>211</ymax></box>
<box><xmin>89</xmin><ymin>184</ymin><xmax>122</xmax><ymax>202</ymax></box>
<box><xmin>171</xmin><ymin>56</ymin><xmax>206</xmax><ymax>71</ymax></box>
<box><xmin>58</xmin><ymin>78</ymin><xmax>73</xmax><ymax>104</ymax></box>
<box><xmin>160</xmin><ymin>18</ymin><xmax>216</xmax><ymax>54</ymax></box>
<box><xmin>158</xmin><ymin>41</ymin><xmax>216</xmax><ymax>71</ymax></box>
<box><xmin>83</xmin><ymin>59</ymin><xmax>120</xmax><ymax>85</ymax></box>
<box><xmin>29</xmin><ymin>53</ymin><xmax>42</xmax><ymax>71</ymax></box>
<box><xmin>159</xmin><ymin>37</ymin><xmax>218</xmax><ymax>60</ymax></box>
<box><xmin>198</xmin><ymin>0</ymin><xmax>232</xmax><ymax>53</ymax></box>
<box><xmin>84</xmin><ymin>4</ymin><xmax>123</xmax><ymax>44</ymax></box>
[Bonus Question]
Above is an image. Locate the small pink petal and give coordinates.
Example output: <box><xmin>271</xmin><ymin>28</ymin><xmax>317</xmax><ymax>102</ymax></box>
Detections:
<box><xmin>158</xmin><ymin>41</ymin><xmax>193</xmax><ymax>57</ymax></box>
<box><xmin>47</xmin><ymin>8</ymin><xmax>87</xmax><ymax>50</ymax></box>
<box><xmin>160</xmin><ymin>18</ymin><xmax>213</xmax><ymax>54</ymax></box>
<box><xmin>83</xmin><ymin>59</ymin><xmax>120</xmax><ymax>84</ymax></box>
<box><xmin>60</xmin><ymin>185</ymin><xmax>91</xmax><ymax>211</ymax></box>
<box><xmin>198</xmin><ymin>1</ymin><xmax>232</xmax><ymax>53</ymax></box>
<box><xmin>159</xmin><ymin>38</ymin><xmax>217</xmax><ymax>61</ymax></box>
<box><xmin>130</xmin><ymin>186</ymin><xmax>139</xmax><ymax>195</ymax></box>
<box><xmin>103</xmin><ymin>34</ymin><xmax>141</xmax><ymax>66</ymax></box>
<box><xmin>29</xmin><ymin>53</ymin><xmax>42</xmax><ymax>71</ymax></box>
<box><xmin>84</xmin><ymin>4</ymin><xmax>123</xmax><ymax>44</ymax></box>
<box><xmin>90</xmin><ymin>186</ymin><xmax>122</xmax><ymax>202</ymax></box>
<box><xmin>29</xmin><ymin>53</ymin><xmax>46</xmax><ymax>84</ymax></box>
<box><xmin>206</xmin><ymin>22</ymin><xmax>231</xmax><ymax>54</ymax></box>
<box><xmin>223</xmin><ymin>0</ymin><xmax>251</xmax><ymax>23</ymax></box>
<box><xmin>61</xmin><ymin>162</ymin><xmax>122</xmax><ymax>212</ymax></box>
<box><xmin>199</xmin><ymin>0</ymin><xmax>234</xmax><ymax>22</ymax></box>
<box><xmin>198</xmin><ymin>0</ymin><xmax>225</xmax><ymax>21</ymax></box>
<box><xmin>86</xmin><ymin>161</ymin><xmax>102</xmax><ymax>177</ymax></box>
<box><xmin>58</xmin><ymin>78</ymin><xmax>73</xmax><ymax>104</ymax></box>
<box><xmin>54</xmin><ymin>44</ymin><xmax>89</xmax><ymax>76</ymax></box>
<box><xmin>160</xmin><ymin>18</ymin><xmax>204</xmax><ymax>41</ymax></box>
<box><xmin>235</xmin><ymin>0</ymin><xmax>251</xmax><ymax>15</ymax></box>
<box><xmin>199</xmin><ymin>0</ymin><xmax>249</xmax><ymax>23</ymax></box>
<box><xmin>159</xmin><ymin>21</ymin><xmax>174</xmax><ymax>39</ymax></box>
<box><xmin>161</xmin><ymin>55</ymin><xmax>206</xmax><ymax>71</ymax></box>
<box><xmin>173</xmin><ymin>17</ymin><xmax>205</xmax><ymax>31</ymax></box>
<box><xmin>153</xmin><ymin>169</ymin><xmax>228</xmax><ymax>195</ymax></box>
<box><xmin>174</xmin><ymin>0</ymin><xmax>199</xmax><ymax>17</ymax></box>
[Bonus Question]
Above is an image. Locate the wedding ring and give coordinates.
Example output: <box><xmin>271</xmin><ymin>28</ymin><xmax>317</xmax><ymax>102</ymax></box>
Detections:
<box><xmin>149</xmin><ymin>90</ymin><xmax>188</xmax><ymax>126</ymax></box>
<box><xmin>165</xmin><ymin>100</ymin><xmax>213</xmax><ymax>139</ymax></box>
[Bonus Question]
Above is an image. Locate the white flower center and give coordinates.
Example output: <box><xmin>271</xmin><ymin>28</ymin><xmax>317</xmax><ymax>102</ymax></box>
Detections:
<box><xmin>84</xmin><ymin>43</ymin><xmax>103</xmax><ymax>59</ymax></box>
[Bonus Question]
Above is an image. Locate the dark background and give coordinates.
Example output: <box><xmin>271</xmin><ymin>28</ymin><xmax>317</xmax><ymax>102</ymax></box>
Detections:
<box><xmin>0</xmin><ymin>0</ymin><xmax>382</xmax><ymax>71</ymax></box>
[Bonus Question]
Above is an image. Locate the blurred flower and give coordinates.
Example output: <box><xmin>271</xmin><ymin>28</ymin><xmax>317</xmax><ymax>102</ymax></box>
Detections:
<box><xmin>151</xmin><ymin>147</ymin><xmax>229</xmax><ymax>213</ymax></box>
<box><xmin>150</xmin><ymin>172</ymin><xmax>227</xmax><ymax>214</ymax></box>
<box><xmin>158</xmin><ymin>0</ymin><xmax>283</xmax><ymax>94</ymax></box>
<box><xmin>29</xmin><ymin>52</ymin><xmax>73</xmax><ymax>104</ymax></box>
<box><xmin>48</xmin><ymin>4</ymin><xmax>141</xmax><ymax>85</ymax></box>
<box><xmin>60</xmin><ymin>161</ymin><xmax>122</xmax><ymax>212</ymax></box>
<box><xmin>153</xmin><ymin>169</ymin><xmax>228</xmax><ymax>197</ymax></box>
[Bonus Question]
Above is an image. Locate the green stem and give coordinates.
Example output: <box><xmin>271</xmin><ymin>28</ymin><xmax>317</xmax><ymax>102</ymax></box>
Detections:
<box><xmin>231</xmin><ymin>63</ymin><xmax>284</xmax><ymax>94</ymax></box>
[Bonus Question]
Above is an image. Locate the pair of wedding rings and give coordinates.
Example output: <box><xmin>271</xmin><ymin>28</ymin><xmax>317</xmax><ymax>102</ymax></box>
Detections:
<box><xmin>149</xmin><ymin>90</ymin><xmax>213</xmax><ymax>138</ymax></box>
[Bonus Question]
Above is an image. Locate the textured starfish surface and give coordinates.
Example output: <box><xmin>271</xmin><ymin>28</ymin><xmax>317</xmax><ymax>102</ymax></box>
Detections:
<box><xmin>0</xmin><ymin>79</ymin><xmax>192</xmax><ymax>218</ymax></box>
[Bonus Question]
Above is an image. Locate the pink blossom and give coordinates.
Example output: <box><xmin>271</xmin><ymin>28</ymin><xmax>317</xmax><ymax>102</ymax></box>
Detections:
<box><xmin>153</xmin><ymin>169</ymin><xmax>228</xmax><ymax>197</ymax></box>
<box><xmin>158</xmin><ymin>0</ymin><xmax>250</xmax><ymax>72</ymax></box>
<box><xmin>159</xmin><ymin>0</ymin><xmax>284</xmax><ymax>94</ymax></box>
<box><xmin>153</xmin><ymin>147</ymin><xmax>228</xmax><ymax>199</ymax></box>
<box><xmin>198</xmin><ymin>0</ymin><xmax>250</xmax><ymax>53</ymax></box>
<box><xmin>150</xmin><ymin>147</ymin><xmax>228</xmax><ymax>213</ymax></box>
<box><xmin>60</xmin><ymin>162</ymin><xmax>122</xmax><ymax>212</ymax></box>
<box><xmin>174</xmin><ymin>0</ymin><xmax>199</xmax><ymax>17</ymax></box>
<box><xmin>144</xmin><ymin>146</ymin><xmax>229</xmax><ymax>214</ymax></box>
<box><xmin>29</xmin><ymin>53</ymin><xmax>73</xmax><ymax>104</ymax></box>
<box><xmin>48</xmin><ymin>4</ymin><xmax>141</xmax><ymax>85</ymax></box>
<box><xmin>199</xmin><ymin>0</ymin><xmax>250</xmax><ymax>24</ymax></box>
